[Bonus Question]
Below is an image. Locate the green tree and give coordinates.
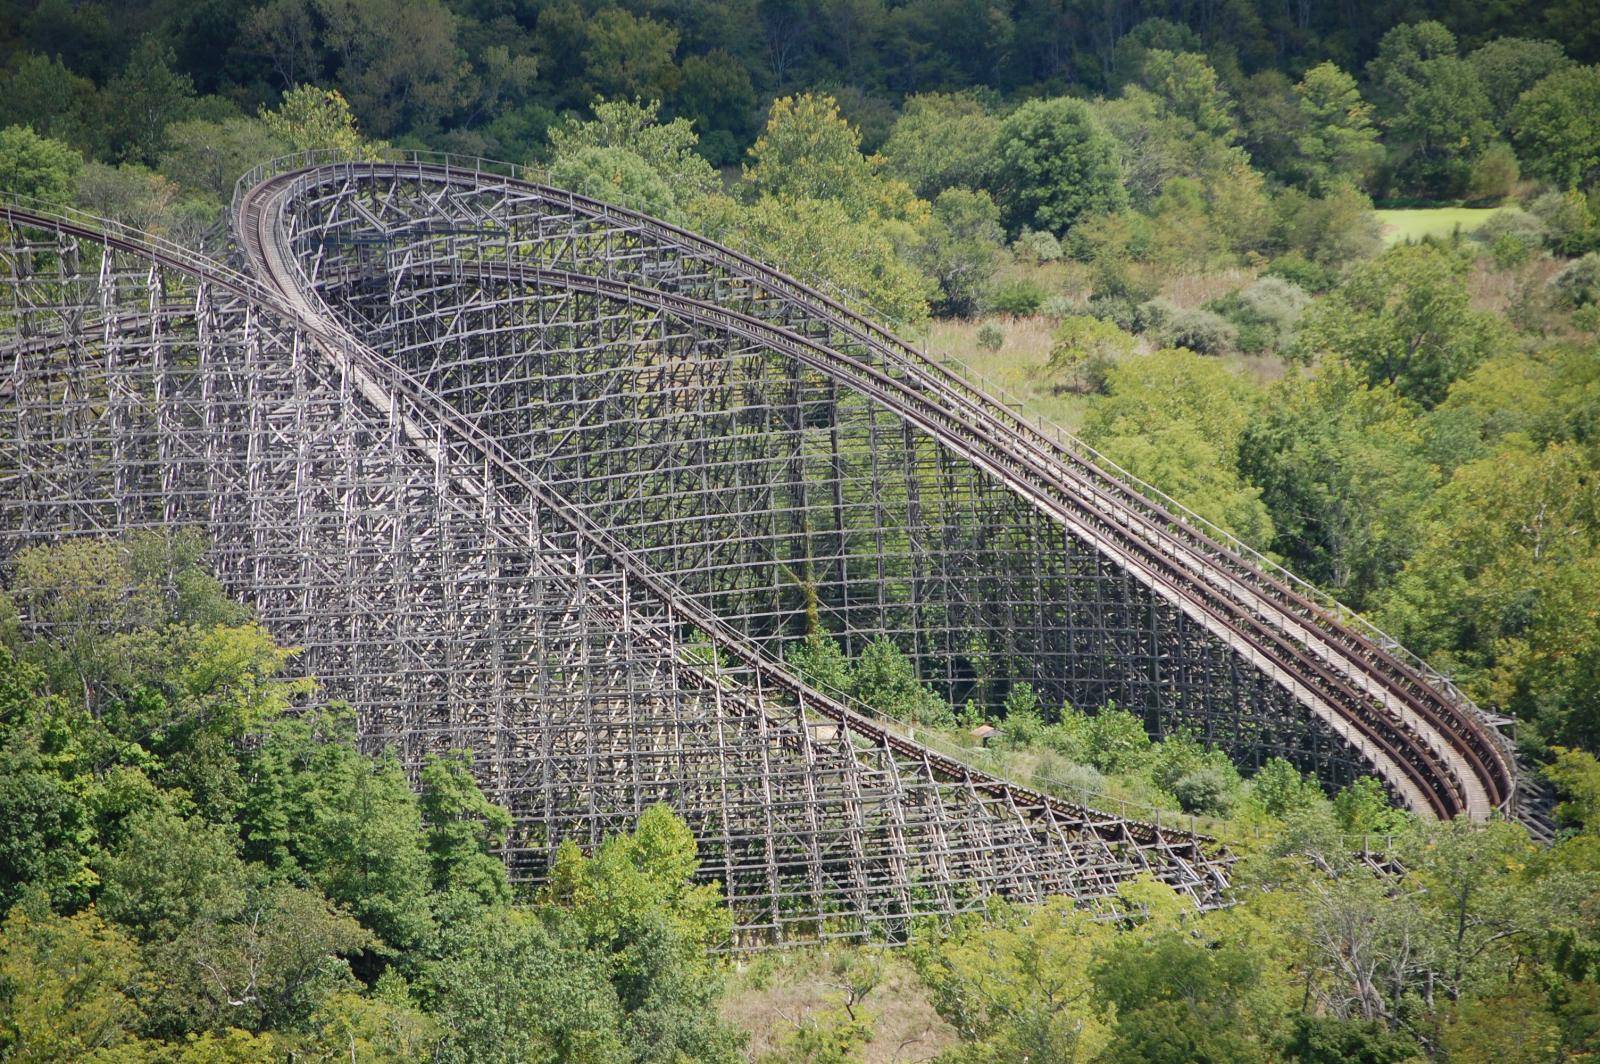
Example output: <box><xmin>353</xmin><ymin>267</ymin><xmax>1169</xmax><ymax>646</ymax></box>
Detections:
<box><xmin>1047</xmin><ymin>314</ymin><xmax>1137</xmax><ymax>393</ymax></box>
<box><xmin>430</xmin><ymin>908</ymin><xmax>627</xmax><ymax>1064</ymax></box>
<box><xmin>879</xmin><ymin>92</ymin><xmax>999</xmax><ymax>199</ymax></box>
<box><xmin>0</xmin><ymin>651</ymin><xmax>102</xmax><ymax>912</ymax></box>
<box><xmin>1238</xmin><ymin>360</ymin><xmax>1436</xmax><ymax>606</ymax></box>
<box><xmin>143</xmin><ymin>878</ymin><xmax>374</xmax><ymax>1036</ymax></box>
<box><xmin>913</xmin><ymin>895</ymin><xmax>1118</xmax><ymax>1061</ymax></box>
<box><xmin>1097</xmin><ymin>50</ymin><xmax>1256</xmax><ymax>220</ymax></box>
<box><xmin>993</xmin><ymin>96</ymin><xmax>1125</xmax><ymax>236</ymax></box>
<box><xmin>1135</xmin><ymin>50</ymin><xmax>1238</xmax><ymax>143</ymax></box>
<box><xmin>1236</xmin><ymin>69</ymin><xmax>1303</xmax><ymax>183</ymax></box>
<box><xmin>0</xmin><ymin>125</ymin><xmax>83</xmax><ymax>207</ymax></box>
<box><xmin>1247</xmin><ymin>758</ymin><xmax>1328</xmax><ymax>820</ymax></box>
<box><xmin>1435</xmin><ymin>342</ymin><xmax>1600</xmax><ymax>465</ymax></box>
<box><xmin>1108</xmin><ymin>19</ymin><xmax>1202</xmax><ymax>89</ymax></box>
<box><xmin>315</xmin><ymin>0</ymin><xmax>464</xmax><ymax>137</ymax></box>
<box><xmin>1292</xmin><ymin>244</ymin><xmax>1504</xmax><ymax>408</ymax></box>
<box><xmin>912</xmin><ymin>186</ymin><xmax>1003</xmax><ymax>316</ymax></box>
<box><xmin>0</xmin><ymin>906</ymin><xmax>146</xmax><ymax>1062</ymax></box>
<box><xmin>241</xmin><ymin>710</ymin><xmax>435</xmax><ymax>956</ymax></box>
<box><xmin>1332</xmin><ymin>777</ymin><xmax>1408</xmax><ymax>837</ymax></box>
<box><xmin>303</xmin><ymin>977</ymin><xmax>441</xmax><ymax>1062</ymax></box>
<box><xmin>1546</xmin><ymin>748</ymin><xmax>1600</xmax><ymax>833</ymax></box>
<box><xmin>1284</xmin><ymin>1014</ymin><xmax>1420</xmax><ymax>1063</ymax></box>
<box><xmin>550</xmin><ymin>146</ymin><xmax>678</xmax><ymax>218</ymax></box>
<box><xmin>1291</xmin><ymin>63</ymin><xmax>1381</xmax><ymax>193</ymax></box>
<box><xmin>1368</xmin><ymin>22</ymin><xmax>1495</xmax><ymax>198</ymax></box>
<box><xmin>74</xmin><ymin>162</ymin><xmax>196</xmax><ymax>239</ymax></box>
<box><xmin>1510</xmin><ymin>65</ymin><xmax>1600</xmax><ymax>190</ymax></box>
<box><xmin>692</xmin><ymin>193</ymin><xmax>932</xmax><ymax>326</ymax></box>
<box><xmin>459</xmin><ymin>42</ymin><xmax>542</xmax><ymax>129</ymax></box>
<box><xmin>546</xmin><ymin>98</ymin><xmax>720</xmax><ymax>220</ymax></box>
<box><xmin>1467</xmin><ymin>37</ymin><xmax>1573</xmax><ymax>128</ymax></box>
<box><xmin>786</xmin><ymin>630</ymin><xmax>852</xmax><ymax>697</ymax></box>
<box><xmin>582</xmin><ymin>9</ymin><xmax>679</xmax><ymax>104</ymax></box>
<box><xmin>419</xmin><ymin>753</ymin><xmax>514</xmax><ymax>906</ymax></box>
<box><xmin>1082</xmin><ymin>349</ymin><xmax>1275</xmax><ymax>545</ymax></box>
<box><xmin>541</xmin><ymin>805</ymin><xmax>741</xmax><ymax>1063</ymax></box>
<box><xmin>1375</xmin><ymin>443</ymin><xmax>1600</xmax><ymax>747</ymax></box>
<box><xmin>745</xmin><ymin>94</ymin><xmax>887</xmax><ymax>219</ymax></box>
<box><xmin>0</xmin><ymin>54</ymin><xmax>97</xmax><ymax>149</ymax></box>
<box><xmin>98</xmin><ymin>808</ymin><xmax>249</xmax><ymax>942</ymax></box>
<box><xmin>102</xmin><ymin>37</ymin><xmax>198</xmax><ymax>166</ymax></box>
<box><xmin>676</xmin><ymin>52</ymin><xmax>756</xmax><ymax>166</ymax></box>
<box><xmin>261</xmin><ymin>85</ymin><xmax>385</xmax><ymax>159</ymax></box>
<box><xmin>1405</xmin><ymin>819</ymin><xmax>1563</xmax><ymax>1004</ymax></box>
<box><xmin>158</xmin><ymin>117</ymin><xmax>289</xmax><ymax>202</ymax></box>
<box><xmin>1270</xmin><ymin>184</ymin><xmax>1383</xmax><ymax>268</ymax></box>
<box><xmin>848</xmin><ymin>637</ymin><xmax>952</xmax><ymax>727</ymax></box>
<box><xmin>1092</xmin><ymin>931</ymin><xmax>1274</xmax><ymax>1063</ymax></box>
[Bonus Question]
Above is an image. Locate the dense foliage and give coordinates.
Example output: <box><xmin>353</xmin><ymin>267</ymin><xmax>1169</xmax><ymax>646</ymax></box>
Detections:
<box><xmin>0</xmin><ymin>536</ymin><xmax>742</xmax><ymax>1061</ymax></box>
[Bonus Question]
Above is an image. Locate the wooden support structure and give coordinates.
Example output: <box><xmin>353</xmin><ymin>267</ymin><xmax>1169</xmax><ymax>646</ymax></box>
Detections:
<box><xmin>0</xmin><ymin>151</ymin><xmax>1534</xmax><ymax>945</ymax></box>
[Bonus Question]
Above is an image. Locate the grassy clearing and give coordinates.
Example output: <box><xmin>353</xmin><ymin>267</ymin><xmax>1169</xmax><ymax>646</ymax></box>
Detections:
<box><xmin>1375</xmin><ymin>207</ymin><xmax>1498</xmax><ymax>245</ymax></box>
<box><xmin>921</xmin><ymin>315</ymin><xmax>1097</xmax><ymax>434</ymax></box>
<box><xmin>722</xmin><ymin>947</ymin><xmax>956</xmax><ymax>1063</ymax></box>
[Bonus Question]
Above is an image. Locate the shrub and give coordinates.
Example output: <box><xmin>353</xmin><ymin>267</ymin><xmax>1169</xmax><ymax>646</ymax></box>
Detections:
<box><xmin>787</xmin><ymin>631</ymin><xmax>851</xmax><ymax>695</ymax></box>
<box><xmin>1488</xmin><ymin>232</ymin><xmax>1533</xmax><ymax>269</ymax></box>
<box><xmin>1472</xmin><ymin>207</ymin><xmax>1546</xmax><ymax>269</ymax></box>
<box><xmin>850</xmin><ymin>637</ymin><xmax>953</xmax><ymax>727</ymax></box>
<box><xmin>917</xmin><ymin>187</ymin><xmax>1005</xmax><ymax>317</ymax></box>
<box><xmin>1236</xmin><ymin>276</ymin><xmax>1311</xmax><ymax>328</ymax></box>
<box><xmin>1048</xmin><ymin>314</ymin><xmax>1137</xmax><ymax>392</ymax></box>
<box><xmin>1208</xmin><ymin>276</ymin><xmax>1310</xmax><ymax>352</ymax></box>
<box><xmin>987</xmin><ymin>277</ymin><xmax>1047</xmax><ymax>315</ymax></box>
<box><xmin>1013</xmin><ymin>227</ymin><xmax>1063</xmax><ymax>264</ymax></box>
<box><xmin>1466</xmin><ymin>142</ymin><xmax>1520</xmax><ymax>202</ymax></box>
<box><xmin>1086</xmin><ymin>294</ymin><xmax>1165</xmax><ymax>333</ymax></box>
<box><xmin>1002</xmin><ymin>681</ymin><xmax>1043</xmax><ymax>719</ymax></box>
<box><xmin>1089</xmin><ymin>251</ymin><xmax>1158</xmax><ymax>301</ymax></box>
<box><xmin>1474</xmin><ymin>207</ymin><xmax>1547</xmax><ymax>247</ymax></box>
<box><xmin>1551</xmin><ymin>252</ymin><xmax>1600</xmax><ymax>307</ymax></box>
<box><xmin>1248</xmin><ymin>757</ymin><xmax>1326</xmax><ymax>819</ymax></box>
<box><xmin>1037</xmin><ymin>759</ymin><xmax>1107</xmax><ymax>803</ymax></box>
<box><xmin>1264</xmin><ymin>252</ymin><xmax>1340</xmax><ymax>293</ymax></box>
<box><xmin>1332</xmin><ymin>776</ymin><xmax>1408</xmax><ymax>836</ymax></box>
<box><xmin>1040</xmin><ymin>295</ymin><xmax>1080</xmax><ymax>319</ymax></box>
<box><xmin>1271</xmin><ymin>185</ymin><xmax>1382</xmax><ymax>267</ymax></box>
<box><xmin>1083</xmin><ymin>707</ymin><xmax>1152</xmax><ymax>775</ymax></box>
<box><xmin>1000</xmin><ymin>710</ymin><xmax>1046</xmax><ymax>750</ymax></box>
<box><xmin>1172</xmin><ymin>767</ymin><xmax>1237</xmax><ymax>816</ymax></box>
<box><xmin>1528</xmin><ymin>188</ymin><xmax>1600</xmax><ymax>256</ymax></box>
<box><xmin>1158</xmin><ymin>305</ymin><xmax>1237</xmax><ymax>354</ymax></box>
<box><xmin>975</xmin><ymin>323</ymin><xmax>1004</xmax><ymax>351</ymax></box>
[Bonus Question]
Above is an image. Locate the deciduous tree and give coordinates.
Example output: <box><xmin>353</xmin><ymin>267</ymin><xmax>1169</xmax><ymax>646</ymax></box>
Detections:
<box><xmin>992</xmin><ymin>96</ymin><xmax>1125</xmax><ymax>236</ymax></box>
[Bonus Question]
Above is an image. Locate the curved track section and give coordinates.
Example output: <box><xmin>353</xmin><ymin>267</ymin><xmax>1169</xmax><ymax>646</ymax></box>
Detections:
<box><xmin>1</xmin><ymin>203</ymin><xmax>1230</xmax><ymax>946</ymax></box>
<box><xmin>232</xmin><ymin>155</ymin><xmax>1517</xmax><ymax>825</ymax></box>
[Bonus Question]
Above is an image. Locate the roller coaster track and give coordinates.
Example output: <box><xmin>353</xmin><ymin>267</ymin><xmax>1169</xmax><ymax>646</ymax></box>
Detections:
<box><xmin>0</xmin><ymin>151</ymin><xmax>1541</xmax><ymax>942</ymax></box>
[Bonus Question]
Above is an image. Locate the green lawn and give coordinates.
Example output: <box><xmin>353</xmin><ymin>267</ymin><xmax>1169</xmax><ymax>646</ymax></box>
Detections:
<box><xmin>1375</xmin><ymin>207</ymin><xmax>1499</xmax><ymax>245</ymax></box>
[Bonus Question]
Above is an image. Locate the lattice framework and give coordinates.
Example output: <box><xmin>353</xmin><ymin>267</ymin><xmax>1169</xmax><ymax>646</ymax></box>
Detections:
<box><xmin>0</xmin><ymin>152</ymin><xmax>1530</xmax><ymax>941</ymax></box>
